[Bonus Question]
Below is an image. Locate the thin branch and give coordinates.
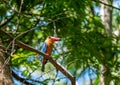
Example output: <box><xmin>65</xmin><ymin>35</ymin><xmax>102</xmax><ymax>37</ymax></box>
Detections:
<box><xmin>14</xmin><ymin>16</ymin><xmax>41</xmax><ymax>39</ymax></box>
<box><xmin>16</xmin><ymin>0</ymin><xmax>24</xmax><ymax>32</ymax></box>
<box><xmin>89</xmin><ymin>0</ymin><xmax>95</xmax><ymax>16</ymax></box>
<box><xmin>2</xmin><ymin>0</ymin><xmax>18</xmax><ymax>13</ymax></box>
<box><xmin>11</xmin><ymin>61</ymin><xmax>44</xmax><ymax>84</ymax></box>
<box><xmin>12</xmin><ymin>71</ymin><xmax>33</xmax><ymax>85</ymax></box>
<box><xmin>2</xmin><ymin>40</ymin><xmax>15</xmax><ymax>70</ymax></box>
<box><xmin>93</xmin><ymin>0</ymin><xmax>120</xmax><ymax>10</ymax></box>
<box><xmin>0</xmin><ymin>29</ymin><xmax>76</xmax><ymax>85</ymax></box>
<box><xmin>0</xmin><ymin>15</ymin><xmax>14</xmax><ymax>28</ymax></box>
<box><xmin>52</xmin><ymin>70</ymin><xmax>58</xmax><ymax>85</ymax></box>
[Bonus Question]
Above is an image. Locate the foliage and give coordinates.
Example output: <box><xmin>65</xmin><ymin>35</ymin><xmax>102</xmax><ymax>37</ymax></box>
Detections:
<box><xmin>0</xmin><ymin>0</ymin><xmax>120</xmax><ymax>84</ymax></box>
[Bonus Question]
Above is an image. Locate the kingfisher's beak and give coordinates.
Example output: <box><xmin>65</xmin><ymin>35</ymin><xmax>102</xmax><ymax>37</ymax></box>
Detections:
<box><xmin>58</xmin><ymin>38</ymin><xmax>61</xmax><ymax>41</ymax></box>
<box><xmin>48</xmin><ymin>36</ymin><xmax>61</xmax><ymax>42</ymax></box>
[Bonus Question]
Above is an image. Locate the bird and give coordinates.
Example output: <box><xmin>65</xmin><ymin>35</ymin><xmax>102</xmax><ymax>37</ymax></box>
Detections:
<box><xmin>41</xmin><ymin>36</ymin><xmax>61</xmax><ymax>72</ymax></box>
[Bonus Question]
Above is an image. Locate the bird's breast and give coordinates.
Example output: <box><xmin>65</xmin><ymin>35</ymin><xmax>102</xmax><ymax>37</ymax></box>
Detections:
<box><xmin>46</xmin><ymin>45</ymin><xmax>53</xmax><ymax>55</ymax></box>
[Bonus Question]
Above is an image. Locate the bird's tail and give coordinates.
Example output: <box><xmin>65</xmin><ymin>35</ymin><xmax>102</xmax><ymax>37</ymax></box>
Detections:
<box><xmin>41</xmin><ymin>63</ymin><xmax>45</xmax><ymax>72</ymax></box>
<box><xmin>41</xmin><ymin>58</ymin><xmax>47</xmax><ymax>72</ymax></box>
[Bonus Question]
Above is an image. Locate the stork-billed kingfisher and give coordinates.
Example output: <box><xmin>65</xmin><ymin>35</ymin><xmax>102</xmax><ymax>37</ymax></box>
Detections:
<box><xmin>41</xmin><ymin>36</ymin><xmax>60</xmax><ymax>72</ymax></box>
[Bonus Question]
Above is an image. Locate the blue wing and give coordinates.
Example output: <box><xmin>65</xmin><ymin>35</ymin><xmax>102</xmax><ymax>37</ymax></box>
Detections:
<box><xmin>41</xmin><ymin>42</ymin><xmax>47</xmax><ymax>53</ymax></box>
<box><xmin>39</xmin><ymin>42</ymin><xmax>48</xmax><ymax>60</ymax></box>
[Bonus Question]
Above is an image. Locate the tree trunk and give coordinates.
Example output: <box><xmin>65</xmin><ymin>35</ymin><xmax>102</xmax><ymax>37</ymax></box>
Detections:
<box><xmin>0</xmin><ymin>38</ymin><xmax>13</xmax><ymax>85</ymax></box>
<box><xmin>100</xmin><ymin>64</ymin><xmax>111</xmax><ymax>85</ymax></box>
<box><xmin>100</xmin><ymin>0</ymin><xmax>113</xmax><ymax>85</ymax></box>
<box><xmin>100</xmin><ymin>0</ymin><xmax>113</xmax><ymax>36</ymax></box>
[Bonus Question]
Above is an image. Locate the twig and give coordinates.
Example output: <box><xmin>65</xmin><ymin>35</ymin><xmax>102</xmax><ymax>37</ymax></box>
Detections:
<box><xmin>93</xmin><ymin>0</ymin><xmax>120</xmax><ymax>10</ymax></box>
<box><xmin>12</xmin><ymin>71</ymin><xmax>33</xmax><ymax>85</ymax></box>
<box><xmin>2</xmin><ymin>0</ymin><xmax>18</xmax><ymax>13</ymax></box>
<box><xmin>0</xmin><ymin>15</ymin><xmax>14</xmax><ymax>28</ymax></box>
<box><xmin>14</xmin><ymin>16</ymin><xmax>41</xmax><ymax>39</ymax></box>
<box><xmin>52</xmin><ymin>70</ymin><xmax>58</xmax><ymax>85</ymax></box>
<box><xmin>2</xmin><ymin>40</ymin><xmax>15</xmax><ymax>70</ymax></box>
<box><xmin>16</xmin><ymin>0</ymin><xmax>24</xmax><ymax>32</ymax></box>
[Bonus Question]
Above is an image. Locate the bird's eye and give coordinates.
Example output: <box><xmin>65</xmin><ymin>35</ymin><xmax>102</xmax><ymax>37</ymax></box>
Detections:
<box><xmin>48</xmin><ymin>36</ymin><xmax>51</xmax><ymax>38</ymax></box>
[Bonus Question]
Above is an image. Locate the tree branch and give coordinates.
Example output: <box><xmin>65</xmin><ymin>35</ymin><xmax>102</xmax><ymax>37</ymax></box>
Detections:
<box><xmin>93</xmin><ymin>0</ymin><xmax>120</xmax><ymax>10</ymax></box>
<box><xmin>0</xmin><ymin>29</ymin><xmax>76</xmax><ymax>85</ymax></box>
<box><xmin>0</xmin><ymin>15</ymin><xmax>14</xmax><ymax>28</ymax></box>
<box><xmin>12</xmin><ymin>71</ymin><xmax>33</xmax><ymax>85</ymax></box>
<box><xmin>12</xmin><ymin>70</ymin><xmax>46</xmax><ymax>85</ymax></box>
<box><xmin>16</xmin><ymin>0</ymin><xmax>24</xmax><ymax>32</ymax></box>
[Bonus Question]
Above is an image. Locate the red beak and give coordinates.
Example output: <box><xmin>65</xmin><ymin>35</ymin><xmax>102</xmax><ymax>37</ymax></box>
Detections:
<box><xmin>48</xmin><ymin>36</ymin><xmax>61</xmax><ymax>42</ymax></box>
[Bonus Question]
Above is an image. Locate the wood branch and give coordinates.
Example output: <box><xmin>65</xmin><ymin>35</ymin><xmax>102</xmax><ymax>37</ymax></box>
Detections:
<box><xmin>89</xmin><ymin>0</ymin><xmax>95</xmax><ymax>16</ymax></box>
<box><xmin>93</xmin><ymin>0</ymin><xmax>120</xmax><ymax>10</ymax></box>
<box><xmin>0</xmin><ymin>15</ymin><xmax>14</xmax><ymax>28</ymax></box>
<box><xmin>12</xmin><ymin>71</ymin><xmax>46</xmax><ymax>85</ymax></box>
<box><xmin>16</xmin><ymin>0</ymin><xmax>24</xmax><ymax>32</ymax></box>
<box><xmin>12</xmin><ymin>71</ymin><xmax>33</xmax><ymax>85</ymax></box>
<box><xmin>0</xmin><ymin>29</ymin><xmax>76</xmax><ymax>85</ymax></box>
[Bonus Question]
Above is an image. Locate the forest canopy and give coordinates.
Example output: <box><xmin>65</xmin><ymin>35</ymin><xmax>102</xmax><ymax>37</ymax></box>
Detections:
<box><xmin>0</xmin><ymin>0</ymin><xmax>120</xmax><ymax>85</ymax></box>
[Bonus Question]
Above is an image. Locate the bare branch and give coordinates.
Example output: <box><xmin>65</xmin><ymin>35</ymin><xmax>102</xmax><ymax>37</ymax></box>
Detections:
<box><xmin>12</xmin><ymin>71</ymin><xmax>33</xmax><ymax>85</ymax></box>
<box><xmin>93</xmin><ymin>0</ymin><xmax>120</xmax><ymax>10</ymax></box>
<box><xmin>0</xmin><ymin>15</ymin><xmax>14</xmax><ymax>28</ymax></box>
<box><xmin>16</xmin><ymin>0</ymin><xmax>24</xmax><ymax>32</ymax></box>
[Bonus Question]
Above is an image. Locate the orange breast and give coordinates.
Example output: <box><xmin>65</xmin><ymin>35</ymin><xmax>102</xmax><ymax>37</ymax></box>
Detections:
<box><xmin>46</xmin><ymin>45</ymin><xmax>53</xmax><ymax>56</ymax></box>
<box><xmin>45</xmin><ymin>39</ymin><xmax>53</xmax><ymax>56</ymax></box>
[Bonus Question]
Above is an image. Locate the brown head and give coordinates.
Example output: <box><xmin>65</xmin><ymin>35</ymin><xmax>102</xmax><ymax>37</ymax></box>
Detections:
<box><xmin>47</xmin><ymin>36</ymin><xmax>61</xmax><ymax>43</ymax></box>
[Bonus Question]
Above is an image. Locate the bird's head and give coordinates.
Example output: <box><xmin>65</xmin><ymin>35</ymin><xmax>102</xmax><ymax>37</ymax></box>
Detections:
<box><xmin>47</xmin><ymin>36</ymin><xmax>61</xmax><ymax>43</ymax></box>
